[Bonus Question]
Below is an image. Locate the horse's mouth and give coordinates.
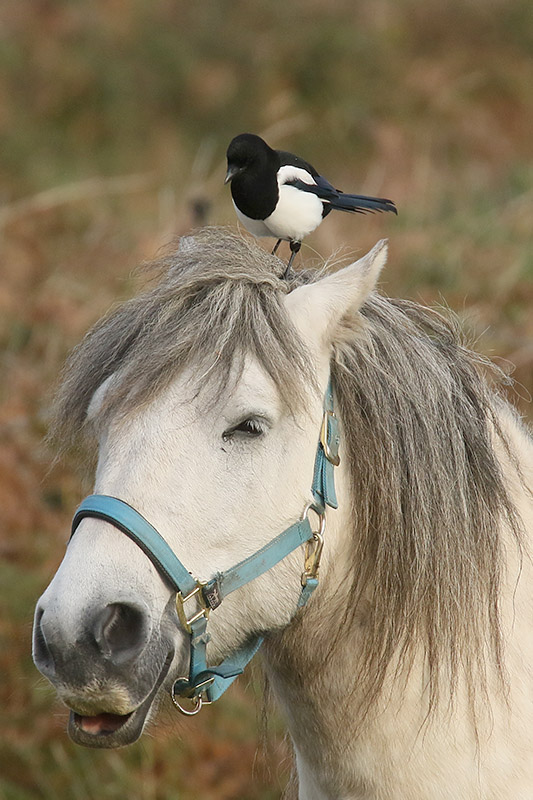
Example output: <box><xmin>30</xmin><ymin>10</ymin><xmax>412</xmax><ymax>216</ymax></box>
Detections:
<box><xmin>72</xmin><ymin>710</ymin><xmax>133</xmax><ymax>736</ymax></box>
<box><xmin>69</xmin><ymin>705</ymin><xmax>144</xmax><ymax>747</ymax></box>
<box><xmin>68</xmin><ymin>652</ymin><xmax>173</xmax><ymax>748</ymax></box>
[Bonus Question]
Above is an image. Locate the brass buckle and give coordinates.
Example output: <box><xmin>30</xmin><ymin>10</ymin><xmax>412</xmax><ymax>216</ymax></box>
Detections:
<box><xmin>176</xmin><ymin>583</ymin><xmax>210</xmax><ymax>634</ymax></box>
<box><xmin>301</xmin><ymin>504</ymin><xmax>326</xmax><ymax>586</ymax></box>
<box><xmin>320</xmin><ymin>410</ymin><xmax>340</xmax><ymax>466</ymax></box>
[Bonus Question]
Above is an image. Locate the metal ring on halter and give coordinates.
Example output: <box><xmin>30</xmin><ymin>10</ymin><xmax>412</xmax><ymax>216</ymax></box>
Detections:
<box><xmin>170</xmin><ymin>681</ymin><xmax>204</xmax><ymax>716</ymax></box>
<box><xmin>301</xmin><ymin>502</ymin><xmax>326</xmax><ymax>537</ymax></box>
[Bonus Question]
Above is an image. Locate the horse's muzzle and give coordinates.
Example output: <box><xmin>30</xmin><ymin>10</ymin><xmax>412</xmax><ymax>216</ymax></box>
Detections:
<box><xmin>32</xmin><ymin>594</ymin><xmax>174</xmax><ymax>746</ymax></box>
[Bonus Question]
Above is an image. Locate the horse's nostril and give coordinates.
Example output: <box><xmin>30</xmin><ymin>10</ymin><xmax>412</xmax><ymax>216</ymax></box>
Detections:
<box><xmin>33</xmin><ymin>605</ymin><xmax>55</xmax><ymax>676</ymax></box>
<box><xmin>93</xmin><ymin>603</ymin><xmax>150</xmax><ymax>664</ymax></box>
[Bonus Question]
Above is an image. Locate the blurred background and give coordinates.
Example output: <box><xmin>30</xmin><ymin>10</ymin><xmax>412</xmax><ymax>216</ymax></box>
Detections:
<box><xmin>1</xmin><ymin>1</ymin><xmax>532</xmax><ymax>798</ymax></box>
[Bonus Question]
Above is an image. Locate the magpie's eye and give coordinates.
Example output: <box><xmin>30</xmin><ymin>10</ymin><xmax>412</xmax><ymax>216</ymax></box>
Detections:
<box><xmin>222</xmin><ymin>417</ymin><xmax>265</xmax><ymax>441</ymax></box>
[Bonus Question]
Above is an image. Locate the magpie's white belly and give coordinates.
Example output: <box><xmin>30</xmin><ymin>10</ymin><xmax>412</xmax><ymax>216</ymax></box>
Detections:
<box><xmin>232</xmin><ymin>164</ymin><xmax>324</xmax><ymax>242</ymax></box>
<box><xmin>263</xmin><ymin>184</ymin><xmax>323</xmax><ymax>241</ymax></box>
<box><xmin>233</xmin><ymin>202</ymin><xmax>272</xmax><ymax>238</ymax></box>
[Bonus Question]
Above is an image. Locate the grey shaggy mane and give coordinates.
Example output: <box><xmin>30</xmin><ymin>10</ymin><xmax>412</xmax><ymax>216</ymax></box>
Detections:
<box><xmin>50</xmin><ymin>226</ymin><xmax>521</xmax><ymax>712</ymax></box>
<box><xmin>50</xmin><ymin>228</ymin><xmax>314</xmax><ymax>446</ymax></box>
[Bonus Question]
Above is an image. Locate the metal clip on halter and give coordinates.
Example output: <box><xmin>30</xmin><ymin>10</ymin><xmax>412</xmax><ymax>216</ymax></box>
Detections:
<box><xmin>301</xmin><ymin>504</ymin><xmax>326</xmax><ymax>587</ymax></box>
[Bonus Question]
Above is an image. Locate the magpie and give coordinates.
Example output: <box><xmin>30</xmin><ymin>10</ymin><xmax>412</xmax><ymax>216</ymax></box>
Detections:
<box><xmin>225</xmin><ymin>133</ymin><xmax>397</xmax><ymax>272</ymax></box>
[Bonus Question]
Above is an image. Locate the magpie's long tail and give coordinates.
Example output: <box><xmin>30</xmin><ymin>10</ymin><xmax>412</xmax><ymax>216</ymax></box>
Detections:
<box><xmin>331</xmin><ymin>193</ymin><xmax>397</xmax><ymax>215</ymax></box>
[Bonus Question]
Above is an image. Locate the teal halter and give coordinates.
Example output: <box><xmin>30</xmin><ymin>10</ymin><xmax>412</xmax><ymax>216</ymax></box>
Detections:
<box><xmin>70</xmin><ymin>382</ymin><xmax>340</xmax><ymax>715</ymax></box>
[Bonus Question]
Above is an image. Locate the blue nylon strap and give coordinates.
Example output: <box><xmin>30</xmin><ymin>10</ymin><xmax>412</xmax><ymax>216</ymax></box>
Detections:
<box><xmin>203</xmin><ymin>517</ymin><xmax>313</xmax><ymax>606</ymax></box>
<box><xmin>71</xmin><ymin>495</ymin><xmax>198</xmax><ymax>597</ymax></box>
<box><xmin>187</xmin><ymin>621</ymin><xmax>264</xmax><ymax>702</ymax></box>
<box><xmin>297</xmin><ymin>577</ymin><xmax>318</xmax><ymax>608</ymax></box>
<box><xmin>205</xmin><ymin>636</ymin><xmax>264</xmax><ymax>701</ymax></box>
<box><xmin>312</xmin><ymin>381</ymin><xmax>339</xmax><ymax>511</ymax></box>
<box><xmin>174</xmin><ymin>622</ymin><xmax>263</xmax><ymax>702</ymax></box>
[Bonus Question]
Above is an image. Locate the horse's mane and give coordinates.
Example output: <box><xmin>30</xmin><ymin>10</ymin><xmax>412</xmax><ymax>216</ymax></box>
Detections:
<box><xmin>331</xmin><ymin>295</ymin><xmax>521</xmax><ymax>715</ymax></box>
<box><xmin>50</xmin><ymin>226</ymin><xmax>521</xmax><ymax>713</ymax></box>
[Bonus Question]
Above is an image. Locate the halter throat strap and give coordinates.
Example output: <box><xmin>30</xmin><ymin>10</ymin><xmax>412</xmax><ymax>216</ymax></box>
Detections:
<box><xmin>70</xmin><ymin>379</ymin><xmax>340</xmax><ymax>713</ymax></box>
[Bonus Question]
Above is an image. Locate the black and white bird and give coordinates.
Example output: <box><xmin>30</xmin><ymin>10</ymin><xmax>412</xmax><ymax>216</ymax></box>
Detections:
<box><xmin>225</xmin><ymin>133</ymin><xmax>397</xmax><ymax>272</ymax></box>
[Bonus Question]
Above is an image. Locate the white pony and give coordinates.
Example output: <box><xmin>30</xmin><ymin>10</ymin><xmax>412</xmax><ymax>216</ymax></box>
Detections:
<box><xmin>33</xmin><ymin>229</ymin><xmax>533</xmax><ymax>799</ymax></box>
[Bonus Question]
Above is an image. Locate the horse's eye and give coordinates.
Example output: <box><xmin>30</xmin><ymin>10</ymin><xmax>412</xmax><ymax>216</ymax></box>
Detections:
<box><xmin>222</xmin><ymin>418</ymin><xmax>265</xmax><ymax>441</ymax></box>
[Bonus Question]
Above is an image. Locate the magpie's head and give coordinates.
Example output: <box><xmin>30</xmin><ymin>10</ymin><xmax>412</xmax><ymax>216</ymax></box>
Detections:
<box><xmin>225</xmin><ymin>133</ymin><xmax>277</xmax><ymax>183</ymax></box>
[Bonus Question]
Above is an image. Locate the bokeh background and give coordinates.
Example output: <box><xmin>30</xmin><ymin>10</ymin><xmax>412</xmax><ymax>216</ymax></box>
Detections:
<box><xmin>1</xmin><ymin>1</ymin><xmax>532</xmax><ymax>798</ymax></box>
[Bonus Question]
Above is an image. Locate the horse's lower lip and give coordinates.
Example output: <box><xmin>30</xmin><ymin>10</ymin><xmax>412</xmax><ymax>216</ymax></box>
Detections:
<box><xmin>67</xmin><ymin>650</ymin><xmax>174</xmax><ymax>748</ymax></box>
<box><xmin>73</xmin><ymin>711</ymin><xmax>133</xmax><ymax>736</ymax></box>
<box><xmin>69</xmin><ymin>704</ymin><xmax>146</xmax><ymax>747</ymax></box>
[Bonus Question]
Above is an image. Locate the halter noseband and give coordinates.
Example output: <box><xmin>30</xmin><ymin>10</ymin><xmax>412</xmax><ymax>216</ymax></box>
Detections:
<box><xmin>70</xmin><ymin>382</ymin><xmax>340</xmax><ymax>715</ymax></box>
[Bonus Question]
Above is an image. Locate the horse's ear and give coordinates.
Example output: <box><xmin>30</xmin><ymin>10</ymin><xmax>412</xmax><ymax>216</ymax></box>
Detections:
<box><xmin>284</xmin><ymin>239</ymin><xmax>388</xmax><ymax>350</ymax></box>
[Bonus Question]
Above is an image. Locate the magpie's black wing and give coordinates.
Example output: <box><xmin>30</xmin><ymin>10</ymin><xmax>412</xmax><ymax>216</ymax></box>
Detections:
<box><xmin>286</xmin><ymin>177</ymin><xmax>397</xmax><ymax>216</ymax></box>
<box><xmin>276</xmin><ymin>149</ymin><xmax>321</xmax><ymax>177</ymax></box>
<box><xmin>276</xmin><ymin>149</ymin><xmax>342</xmax><ymax>189</ymax></box>
<box><xmin>287</xmin><ymin>175</ymin><xmax>341</xmax><ymax>202</ymax></box>
<box><xmin>276</xmin><ymin>149</ymin><xmax>397</xmax><ymax>215</ymax></box>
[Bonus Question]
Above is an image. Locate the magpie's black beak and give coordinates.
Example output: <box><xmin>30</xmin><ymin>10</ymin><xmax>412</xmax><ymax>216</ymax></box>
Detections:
<box><xmin>224</xmin><ymin>164</ymin><xmax>243</xmax><ymax>184</ymax></box>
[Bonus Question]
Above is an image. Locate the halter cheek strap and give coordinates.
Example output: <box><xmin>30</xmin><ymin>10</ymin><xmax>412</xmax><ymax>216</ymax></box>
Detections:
<box><xmin>70</xmin><ymin>380</ymin><xmax>340</xmax><ymax>715</ymax></box>
<box><xmin>312</xmin><ymin>379</ymin><xmax>339</xmax><ymax>510</ymax></box>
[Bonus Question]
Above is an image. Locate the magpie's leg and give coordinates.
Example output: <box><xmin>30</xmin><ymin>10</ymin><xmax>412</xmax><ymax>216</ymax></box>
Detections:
<box><xmin>289</xmin><ymin>240</ymin><xmax>301</xmax><ymax>260</ymax></box>
<box><xmin>281</xmin><ymin>241</ymin><xmax>301</xmax><ymax>279</ymax></box>
<box><xmin>271</xmin><ymin>239</ymin><xmax>282</xmax><ymax>256</ymax></box>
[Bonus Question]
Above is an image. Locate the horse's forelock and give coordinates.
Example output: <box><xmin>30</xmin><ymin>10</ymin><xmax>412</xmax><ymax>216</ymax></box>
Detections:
<box><xmin>48</xmin><ymin>227</ymin><xmax>314</xmax><ymax>450</ymax></box>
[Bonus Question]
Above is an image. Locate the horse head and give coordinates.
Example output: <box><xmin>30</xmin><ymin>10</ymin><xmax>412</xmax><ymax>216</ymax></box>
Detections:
<box><xmin>33</xmin><ymin>234</ymin><xmax>387</xmax><ymax>747</ymax></box>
